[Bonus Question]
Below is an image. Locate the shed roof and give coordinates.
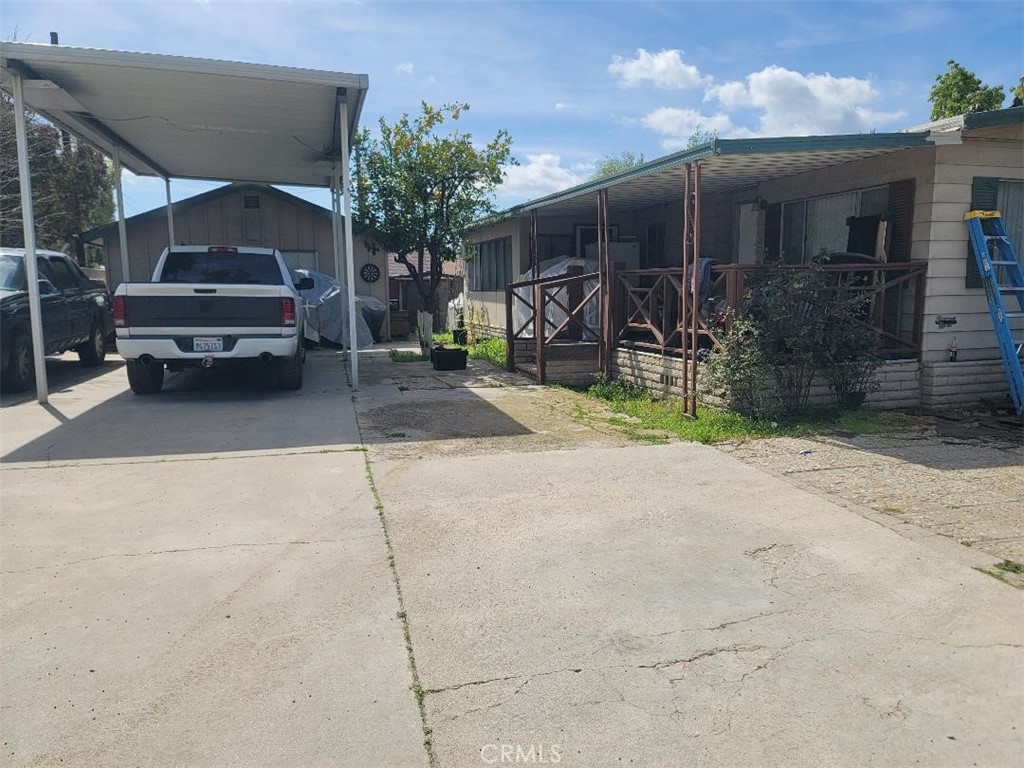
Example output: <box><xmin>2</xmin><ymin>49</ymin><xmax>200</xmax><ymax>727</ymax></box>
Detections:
<box><xmin>0</xmin><ymin>41</ymin><xmax>368</xmax><ymax>187</ymax></box>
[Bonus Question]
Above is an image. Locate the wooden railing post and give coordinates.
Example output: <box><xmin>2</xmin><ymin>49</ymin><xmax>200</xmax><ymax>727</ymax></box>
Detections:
<box><xmin>565</xmin><ymin>265</ymin><xmax>584</xmax><ymax>341</ymax></box>
<box><xmin>505</xmin><ymin>283</ymin><xmax>515</xmax><ymax>372</ymax></box>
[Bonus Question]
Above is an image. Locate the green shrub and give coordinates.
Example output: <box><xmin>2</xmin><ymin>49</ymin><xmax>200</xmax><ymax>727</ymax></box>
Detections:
<box><xmin>467</xmin><ymin>337</ymin><xmax>507</xmax><ymax>367</ymax></box>
<box><xmin>702</xmin><ymin>258</ymin><xmax>884</xmax><ymax>418</ymax></box>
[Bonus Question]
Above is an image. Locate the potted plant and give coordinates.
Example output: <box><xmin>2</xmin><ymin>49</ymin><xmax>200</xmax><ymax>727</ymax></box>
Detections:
<box><xmin>452</xmin><ymin>312</ymin><xmax>468</xmax><ymax>346</ymax></box>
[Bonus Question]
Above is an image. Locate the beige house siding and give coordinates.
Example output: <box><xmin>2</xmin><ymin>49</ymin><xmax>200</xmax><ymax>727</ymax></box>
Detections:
<box><xmin>464</xmin><ymin>217</ymin><xmax>528</xmax><ymax>333</ymax></box>
<box><xmin>918</xmin><ymin>124</ymin><xmax>1024</xmax><ymax>365</ymax></box>
<box><xmin>93</xmin><ymin>186</ymin><xmax>388</xmax><ymax>308</ymax></box>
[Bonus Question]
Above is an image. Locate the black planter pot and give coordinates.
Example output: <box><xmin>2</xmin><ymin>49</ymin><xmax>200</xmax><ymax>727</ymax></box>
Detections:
<box><xmin>452</xmin><ymin>328</ymin><xmax>468</xmax><ymax>346</ymax></box>
<box><xmin>431</xmin><ymin>346</ymin><xmax>468</xmax><ymax>371</ymax></box>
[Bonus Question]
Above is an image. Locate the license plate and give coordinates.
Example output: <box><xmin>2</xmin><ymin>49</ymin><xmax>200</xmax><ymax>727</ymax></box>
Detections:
<box><xmin>193</xmin><ymin>337</ymin><xmax>223</xmax><ymax>352</ymax></box>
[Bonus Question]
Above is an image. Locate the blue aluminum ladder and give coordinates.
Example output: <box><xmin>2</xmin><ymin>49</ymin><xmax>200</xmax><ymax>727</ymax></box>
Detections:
<box><xmin>964</xmin><ymin>210</ymin><xmax>1024</xmax><ymax>415</ymax></box>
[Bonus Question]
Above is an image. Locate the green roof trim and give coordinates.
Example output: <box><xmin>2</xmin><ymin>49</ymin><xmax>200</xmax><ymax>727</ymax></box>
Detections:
<box><xmin>715</xmin><ymin>132</ymin><xmax>932</xmax><ymax>155</ymax></box>
<box><xmin>962</xmin><ymin>105</ymin><xmax>1024</xmax><ymax>130</ymax></box>
<box><xmin>496</xmin><ymin>131</ymin><xmax>933</xmax><ymax>220</ymax></box>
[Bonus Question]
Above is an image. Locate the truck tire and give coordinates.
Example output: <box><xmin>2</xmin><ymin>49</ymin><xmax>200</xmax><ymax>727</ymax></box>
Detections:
<box><xmin>126</xmin><ymin>359</ymin><xmax>164</xmax><ymax>394</ymax></box>
<box><xmin>77</xmin><ymin>319</ymin><xmax>107</xmax><ymax>366</ymax></box>
<box><xmin>1</xmin><ymin>330</ymin><xmax>34</xmax><ymax>392</ymax></box>
<box><xmin>278</xmin><ymin>346</ymin><xmax>303</xmax><ymax>390</ymax></box>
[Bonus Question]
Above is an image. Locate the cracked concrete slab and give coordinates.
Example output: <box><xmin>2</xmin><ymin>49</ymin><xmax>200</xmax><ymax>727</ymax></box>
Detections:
<box><xmin>373</xmin><ymin>442</ymin><xmax>1024</xmax><ymax>767</ymax></box>
<box><xmin>1</xmin><ymin>353</ymin><xmax>426</xmax><ymax>767</ymax></box>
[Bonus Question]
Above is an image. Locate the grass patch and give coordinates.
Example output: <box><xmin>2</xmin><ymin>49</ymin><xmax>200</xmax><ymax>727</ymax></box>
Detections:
<box><xmin>994</xmin><ymin>559</ymin><xmax>1024</xmax><ymax>574</ymax></box>
<box><xmin>430</xmin><ymin>331</ymin><xmax>508</xmax><ymax>368</ymax></box>
<box><xmin>389</xmin><ymin>349</ymin><xmax>428</xmax><ymax>363</ymax></box>
<box><xmin>581</xmin><ymin>374</ymin><xmax>932</xmax><ymax>445</ymax></box>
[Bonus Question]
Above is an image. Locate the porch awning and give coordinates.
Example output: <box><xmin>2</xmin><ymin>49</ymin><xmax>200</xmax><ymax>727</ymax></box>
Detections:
<box><xmin>508</xmin><ymin>133</ymin><xmax>935</xmax><ymax>218</ymax></box>
<box><xmin>0</xmin><ymin>41</ymin><xmax>368</xmax><ymax>186</ymax></box>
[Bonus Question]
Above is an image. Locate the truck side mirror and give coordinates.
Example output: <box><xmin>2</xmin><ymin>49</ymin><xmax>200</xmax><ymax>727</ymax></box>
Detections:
<box><xmin>295</xmin><ymin>277</ymin><xmax>315</xmax><ymax>291</ymax></box>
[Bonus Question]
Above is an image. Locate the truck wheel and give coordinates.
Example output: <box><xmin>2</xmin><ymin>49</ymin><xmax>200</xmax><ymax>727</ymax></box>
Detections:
<box><xmin>126</xmin><ymin>359</ymin><xmax>164</xmax><ymax>394</ymax></box>
<box><xmin>77</xmin><ymin>320</ymin><xmax>107</xmax><ymax>366</ymax></box>
<box><xmin>1</xmin><ymin>330</ymin><xmax>34</xmax><ymax>392</ymax></box>
<box><xmin>278</xmin><ymin>347</ymin><xmax>303</xmax><ymax>390</ymax></box>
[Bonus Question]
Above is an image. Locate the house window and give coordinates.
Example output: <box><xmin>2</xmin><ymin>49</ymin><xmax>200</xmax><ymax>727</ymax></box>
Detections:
<box><xmin>779</xmin><ymin>185</ymin><xmax>890</xmax><ymax>263</ymax></box>
<box><xmin>243</xmin><ymin>195</ymin><xmax>261</xmax><ymax>210</ymax></box>
<box><xmin>469</xmin><ymin>236</ymin><xmax>512</xmax><ymax>291</ymax></box>
<box><xmin>967</xmin><ymin>178</ymin><xmax>1023</xmax><ymax>288</ymax></box>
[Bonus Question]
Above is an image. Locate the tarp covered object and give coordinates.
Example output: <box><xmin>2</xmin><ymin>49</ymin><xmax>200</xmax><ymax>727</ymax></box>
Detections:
<box><xmin>294</xmin><ymin>269</ymin><xmax>375</xmax><ymax>349</ymax></box>
<box><xmin>513</xmin><ymin>257</ymin><xmax>599</xmax><ymax>338</ymax></box>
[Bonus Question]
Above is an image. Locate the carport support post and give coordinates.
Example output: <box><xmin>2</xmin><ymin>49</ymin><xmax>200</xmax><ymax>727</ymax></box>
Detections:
<box><xmin>339</xmin><ymin>101</ymin><xmax>359</xmax><ymax>389</ymax></box>
<box><xmin>112</xmin><ymin>147</ymin><xmax>130</xmax><ymax>284</ymax></box>
<box><xmin>11</xmin><ymin>72</ymin><xmax>49</xmax><ymax>404</ymax></box>
<box><xmin>330</xmin><ymin>174</ymin><xmax>343</xmax><ymax>282</ymax></box>
<box><xmin>164</xmin><ymin>177</ymin><xmax>175</xmax><ymax>247</ymax></box>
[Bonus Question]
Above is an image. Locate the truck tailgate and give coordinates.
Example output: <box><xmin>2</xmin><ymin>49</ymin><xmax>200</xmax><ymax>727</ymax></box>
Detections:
<box><xmin>121</xmin><ymin>284</ymin><xmax>286</xmax><ymax>332</ymax></box>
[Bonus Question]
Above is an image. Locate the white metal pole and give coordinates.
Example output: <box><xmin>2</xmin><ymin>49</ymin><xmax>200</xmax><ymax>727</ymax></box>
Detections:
<box><xmin>11</xmin><ymin>73</ymin><xmax>49</xmax><ymax>404</ymax></box>
<box><xmin>112</xmin><ymin>147</ymin><xmax>130</xmax><ymax>284</ymax></box>
<box><xmin>339</xmin><ymin>101</ymin><xmax>359</xmax><ymax>389</ymax></box>
<box><xmin>330</xmin><ymin>174</ymin><xmax>343</xmax><ymax>283</ymax></box>
<box><xmin>164</xmin><ymin>177</ymin><xmax>175</xmax><ymax>247</ymax></box>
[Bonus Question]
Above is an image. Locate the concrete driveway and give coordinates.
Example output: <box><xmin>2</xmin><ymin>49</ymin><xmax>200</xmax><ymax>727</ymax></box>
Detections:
<box><xmin>3</xmin><ymin>347</ymin><xmax>1022</xmax><ymax>767</ymax></box>
<box><xmin>1</xmin><ymin>352</ymin><xmax>425</xmax><ymax>766</ymax></box>
<box><xmin>357</xmin><ymin>349</ymin><xmax>1024</xmax><ymax>767</ymax></box>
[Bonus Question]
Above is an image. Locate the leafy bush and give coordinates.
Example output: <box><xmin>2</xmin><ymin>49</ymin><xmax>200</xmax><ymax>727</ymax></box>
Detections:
<box><xmin>700</xmin><ymin>258</ymin><xmax>883</xmax><ymax>417</ymax></box>
<box><xmin>700</xmin><ymin>312</ymin><xmax>783</xmax><ymax>420</ymax></box>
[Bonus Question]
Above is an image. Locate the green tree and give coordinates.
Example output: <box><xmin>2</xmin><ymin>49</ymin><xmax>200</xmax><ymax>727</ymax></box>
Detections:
<box><xmin>686</xmin><ymin>124</ymin><xmax>718</xmax><ymax>149</ymax></box>
<box><xmin>928</xmin><ymin>60</ymin><xmax>1005</xmax><ymax>120</ymax></box>
<box><xmin>353</xmin><ymin>101</ymin><xmax>515</xmax><ymax>319</ymax></box>
<box><xmin>589</xmin><ymin>150</ymin><xmax>645</xmax><ymax>181</ymax></box>
<box><xmin>0</xmin><ymin>93</ymin><xmax>114</xmax><ymax>263</ymax></box>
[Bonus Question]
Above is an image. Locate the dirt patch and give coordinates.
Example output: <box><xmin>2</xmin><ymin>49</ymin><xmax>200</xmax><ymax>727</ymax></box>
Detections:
<box><xmin>719</xmin><ymin>425</ymin><xmax>1024</xmax><ymax>571</ymax></box>
<box><xmin>356</xmin><ymin>344</ymin><xmax>633</xmax><ymax>460</ymax></box>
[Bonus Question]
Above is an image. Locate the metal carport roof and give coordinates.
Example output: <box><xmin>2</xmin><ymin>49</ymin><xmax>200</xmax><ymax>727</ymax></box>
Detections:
<box><xmin>0</xmin><ymin>42</ymin><xmax>368</xmax><ymax>186</ymax></box>
<box><xmin>0</xmin><ymin>41</ymin><xmax>370</xmax><ymax>402</ymax></box>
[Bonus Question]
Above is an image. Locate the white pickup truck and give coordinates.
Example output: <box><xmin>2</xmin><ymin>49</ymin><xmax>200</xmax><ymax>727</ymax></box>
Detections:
<box><xmin>113</xmin><ymin>246</ymin><xmax>312</xmax><ymax>394</ymax></box>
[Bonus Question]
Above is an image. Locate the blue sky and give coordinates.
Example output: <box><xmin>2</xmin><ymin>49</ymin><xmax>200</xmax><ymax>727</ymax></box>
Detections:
<box><xmin>5</xmin><ymin>0</ymin><xmax>1023</xmax><ymax>215</ymax></box>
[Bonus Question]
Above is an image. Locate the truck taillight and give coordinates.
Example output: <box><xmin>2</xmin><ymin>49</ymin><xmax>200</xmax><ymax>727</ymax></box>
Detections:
<box><xmin>113</xmin><ymin>295</ymin><xmax>127</xmax><ymax>327</ymax></box>
<box><xmin>281</xmin><ymin>297</ymin><xmax>296</xmax><ymax>327</ymax></box>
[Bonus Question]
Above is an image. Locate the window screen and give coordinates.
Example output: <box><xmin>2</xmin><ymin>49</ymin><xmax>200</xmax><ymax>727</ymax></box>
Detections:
<box><xmin>159</xmin><ymin>251</ymin><xmax>284</xmax><ymax>285</ymax></box>
<box><xmin>469</xmin><ymin>237</ymin><xmax>512</xmax><ymax>291</ymax></box>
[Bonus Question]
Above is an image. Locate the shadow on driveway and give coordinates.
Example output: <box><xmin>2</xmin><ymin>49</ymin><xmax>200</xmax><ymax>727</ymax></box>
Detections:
<box><xmin>1</xmin><ymin>352</ymin><xmax>362</xmax><ymax>463</ymax></box>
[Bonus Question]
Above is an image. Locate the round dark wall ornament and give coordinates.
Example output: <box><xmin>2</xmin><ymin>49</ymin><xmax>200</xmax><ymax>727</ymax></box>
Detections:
<box><xmin>360</xmin><ymin>263</ymin><xmax>381</xmax><ymax>283</ymax></box>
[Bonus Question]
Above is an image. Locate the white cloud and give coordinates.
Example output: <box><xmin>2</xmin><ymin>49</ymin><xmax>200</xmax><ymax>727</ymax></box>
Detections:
<box><xmin>641</xmin><ymin>108</ymin><xmax>746</xmax><ymax>149</ymax></box>
<box><xmin>704</xmin><ymin>65</ymin><xmax>905</xmax><ymax>135</ymax></box>
<box><xmin>554</xmin><ymin>102</ymin><xmax>573</xmax><ymax>110</ymax></box>
<box><xmin>499</xmin><ymin>154</ymin><xmax>584</xmax><ymax>201</ymax></box>
<box><xmin>608</xmin><ymin>48</ymin><xmax>706</xmax><ymax>90</ymax></box>
<box><xmin>394</xmin><ymin>62</ymin><xmax>415</xmax><ymax>76</ymax></box>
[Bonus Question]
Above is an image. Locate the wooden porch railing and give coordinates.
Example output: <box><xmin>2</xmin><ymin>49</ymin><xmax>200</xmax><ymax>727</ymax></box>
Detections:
<box><xmin>505</xmin><ymin>266</ymin><xmax>600</xmax><ymax>383</ymax></box>
<box><xmin>614</xmin><ymin>261</ymin><xmax>929</xmax><ymax>358</ymax></box>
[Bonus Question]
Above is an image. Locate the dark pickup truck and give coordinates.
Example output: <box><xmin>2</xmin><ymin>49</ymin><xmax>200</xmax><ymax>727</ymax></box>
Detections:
<box><xmin>0</xmin><ymin>248</ymin><xmax>114</xmax><ymax>392</ymax></box>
